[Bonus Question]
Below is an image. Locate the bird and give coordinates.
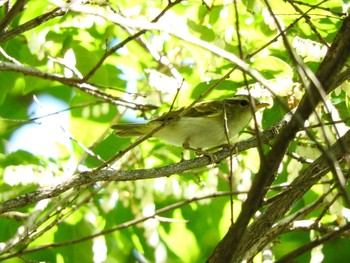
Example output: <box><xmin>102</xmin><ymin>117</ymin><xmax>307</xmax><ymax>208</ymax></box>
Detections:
<box><xmin>112</xmin><ymin>95</ymin><xmax>269</xmax><ymax>149</ymax></box>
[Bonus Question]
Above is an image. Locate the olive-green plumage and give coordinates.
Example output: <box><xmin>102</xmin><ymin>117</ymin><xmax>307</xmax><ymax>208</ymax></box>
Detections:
<box><xmin>112</xmin><ymin>95</ymin><xmax>268</xmax><ymax>148</ymax></box>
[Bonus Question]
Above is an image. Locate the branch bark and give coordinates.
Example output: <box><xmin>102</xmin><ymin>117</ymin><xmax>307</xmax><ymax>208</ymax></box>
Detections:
<box><xmin>208</xmin><ymin>15</ymin><xmax>350</xmax><ymax>263</ymax></box>
<box><xmin>0</xmin><ymin>6</ymin><xmax>66</xmax><ymax>42</ymax></box>
<box><xmin>0</xmin><ymin>61</ymin><xmax>153</xmax><ymax>111</ymax></box>
<box><xmin>234</xmin><ymin>129</ymin><xmax>350</xmax><ymax>261</ymax></box>
<box><xmin>0</xmin><ymin>0</ymin><xmax>28</xmax><ymax>33</ymax></box>
<box><xmin>0</xmin><ymin>117</ymin><xmax>288</xmax><ymax>214</ymax></box>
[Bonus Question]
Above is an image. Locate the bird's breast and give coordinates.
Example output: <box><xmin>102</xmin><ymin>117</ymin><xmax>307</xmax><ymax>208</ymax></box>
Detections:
<box><xmin>153</xmin><ymin>114</ymin><xmax>249</xmax><ymax>148</ymax></box>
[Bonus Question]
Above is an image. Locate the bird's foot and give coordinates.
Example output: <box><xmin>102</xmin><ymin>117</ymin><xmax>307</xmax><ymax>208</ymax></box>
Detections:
<box><xmin>182</xmin><ymin>142</ymin><xmax>219</xmax><ymax>164</ymax></box>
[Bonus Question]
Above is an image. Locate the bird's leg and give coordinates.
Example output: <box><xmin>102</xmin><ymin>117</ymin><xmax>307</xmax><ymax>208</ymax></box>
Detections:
<box><xmin>208</xmin><ymin>142</ymin><xmax>235</xmax><ymax>152</ymax></box>
<box><xmin>182</xmin><ymin>142</ymin><xmax>218</xmax><ymax>164</ymax></box>
<box><xmin>180</xmin><ymin>140</ymin><xmax>191</xmax><ymax>161</ymax></box>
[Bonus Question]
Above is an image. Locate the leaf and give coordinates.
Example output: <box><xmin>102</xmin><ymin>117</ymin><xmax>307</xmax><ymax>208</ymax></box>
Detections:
<box><xmin>251</xmin><ymin>56</ymin><xmax>294</xmax><ymax>79</ymax></box>
<box><xmin>191</xmin><ymin>80</ymin><xmax>241</xmax><ymax>99</ymax></box>
<box><xmin>243</xmin><ymin>0</ymin><xmax>261</xmax><ymax>14</ymax></box>
<box><xmin>261</xmin><ymin>97</ymin><xmax>287</xmax><ymax>129</ymax></box>
<box><xmin>0</xmin><ymin>150</ymin><xmax>45</xmax><ymax>167</ymax></box>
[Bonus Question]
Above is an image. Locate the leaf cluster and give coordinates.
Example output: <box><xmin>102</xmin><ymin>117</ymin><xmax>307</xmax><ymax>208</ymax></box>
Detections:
<box><xmin>0</xmin><ymin>0</ymin><xmax>350</xmax><ymax>262</ymax></box>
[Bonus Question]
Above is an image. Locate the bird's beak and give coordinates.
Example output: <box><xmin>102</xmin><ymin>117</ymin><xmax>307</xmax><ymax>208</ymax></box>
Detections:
<box><xmin>256</xmin><ymin>102</ymin><xmax>270</xmax><ymax>109</ymax></box>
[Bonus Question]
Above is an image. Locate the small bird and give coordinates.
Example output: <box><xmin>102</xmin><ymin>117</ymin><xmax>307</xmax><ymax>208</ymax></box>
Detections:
<box><xmin>112</xmin><ymin>95</ymin><xmax>269</xmax><ymax>149</ymax></box>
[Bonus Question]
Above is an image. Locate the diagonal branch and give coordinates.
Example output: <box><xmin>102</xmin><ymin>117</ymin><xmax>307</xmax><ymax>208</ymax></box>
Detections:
<box><xmin>82</xmin><ymin>0</ymin><xmax>184</xmax><ymax>81</ymax></box>
<box><xmin>276</xmin><ymin>223</ymin><xmax>350</xmax><ymax>263</ymax></box>
<box><xmin>234</xmin><ymin>129</ymin><xmax>350</xmax><ymax>261</ymax></box>
<box><xmin>0</xmin><ymin>6</ymin><xmax>66</xmax><ymax>42</ymax></box>
<box><xmin>208</xmin><ymin>14</ymin><xmax>350</xmax><ymax>263</ymax></box>
<box><xmin>0</xmin><ymin>0</ymin><xmax>28</xmax><ymax>33</ymax></box>
<box><xmin>0</xmin><ymin>116</ymin><xmax>289</xmax><ymax>214</ymax></box>
<box><xmin>0</xmin><ymin>61</ymin><xmax>154</xmax><ymax>111</ymax></box>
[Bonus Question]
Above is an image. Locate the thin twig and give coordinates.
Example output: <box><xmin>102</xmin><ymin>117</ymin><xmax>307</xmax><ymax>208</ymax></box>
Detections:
<box><xmin>275</xmin><ymin>223</ymin><xmax>350</xmax><ymax>263</ymax></box>
<box><xmin>0</xmin><ymin>115</ymin><xmax>290</xmax><ymax>214</ymax></box>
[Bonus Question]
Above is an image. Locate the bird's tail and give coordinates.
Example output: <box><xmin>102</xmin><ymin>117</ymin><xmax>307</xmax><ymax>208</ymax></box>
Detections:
<box><xmin>112</xmin><ymin>123</ymin><xmax>149</xmax><ymax>137</ymax></box>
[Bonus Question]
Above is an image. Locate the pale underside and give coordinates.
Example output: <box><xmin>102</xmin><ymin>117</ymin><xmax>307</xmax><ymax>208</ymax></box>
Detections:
<box><xmin>142</xmin><ymin>112</ymin><xmax>252</xmax><ymax>148</ymax></box>
<box><xmin>113</xmin><ymin>95</ymin><xmax>263</xmax><ymax>148</ymax></box>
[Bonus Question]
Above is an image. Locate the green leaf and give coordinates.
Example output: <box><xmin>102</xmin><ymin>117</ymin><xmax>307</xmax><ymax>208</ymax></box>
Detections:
<box><xmin>191</xmin><ymin>80</ymin><xmax>242</xmax><ymax>99</ymax></box>
<box><xmin>262</xmin><ymin>97</ymin><xmax>287</xmax><ymax>129</ymax></box>
<box><xmin>0</xmin><ymin>150</ymin><xmax>45</xmax><ymax>167</ymax></box>
<box><xmin>187</xmin><ymin>20</ymin><xmax>216</xmax><ymax>42</ymax></box>
<box><xmin>243</xmin><ymin>0</ymin><xmax>261</xmax><ymax>14</ymax></box>
<box><xmin>251</xmin><ymin>56</ymin><xmax>294</xmax><ymax>79</ymax></box>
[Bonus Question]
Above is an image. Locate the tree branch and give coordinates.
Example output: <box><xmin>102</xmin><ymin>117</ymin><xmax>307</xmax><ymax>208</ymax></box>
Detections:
<box><xmin>0</xmin><ymin>61</ymin><xmax>154</xmax><ymax>111</ymax></box>
<box><xmin>81</xmin><ymin>0</ymin><xmax>184</xmax><ymax>81</ymax></box>
<box><xmin>0</xmin><ymin>0</ymin><xmax>28</xmax><ymax>33</ymax></box>
<box><xmin>275</xmin><ymin>223</ymin><xmax>350</xmax><ymax>263</ymax></box>
<box><xmin>0</xmin><ymin>116</ymin><xmax>288</xmax><ymax>214</ymax></box>
<box><xmin>208</xmin><ymin>14</ymin><xmax>350</xmax><ymax>263</ymax></box>
<box><xmin>234</xmin><ymin>129</ymin><xmax>350</xmax><ymax>261</ymax></box>
<box><xmin>0</xmin><ymin>6</ymin><xmax>66</xmax><ymax>42</ymax></box>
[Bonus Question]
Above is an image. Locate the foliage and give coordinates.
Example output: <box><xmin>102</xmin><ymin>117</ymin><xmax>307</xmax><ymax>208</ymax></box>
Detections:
<box><xmin>0</xmin><ymin>0</ymin><xmax>350</xmax><ymax>262</ymax></box>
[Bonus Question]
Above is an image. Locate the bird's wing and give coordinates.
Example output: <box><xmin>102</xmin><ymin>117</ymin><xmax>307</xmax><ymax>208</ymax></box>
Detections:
<box><xmin>152</xmin><ymin>100</ymin><xmax>223</xmax><ymax>122</ymax></box>
<box><xmin>186</xmin><ymin>100</ymin><xmax>223</xmax><ymax>117</ymax></box>
<box><xmin>151</xmin><ymin>107</ymin><xmax>185</xmax><ymax>122</ymax></box>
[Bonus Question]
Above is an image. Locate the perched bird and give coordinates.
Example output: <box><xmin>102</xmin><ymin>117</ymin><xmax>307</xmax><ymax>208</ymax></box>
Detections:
<box><xmin>112</xmin><ymin>95</ymin><xmax>269</xmax><ymax>149</ymax></box>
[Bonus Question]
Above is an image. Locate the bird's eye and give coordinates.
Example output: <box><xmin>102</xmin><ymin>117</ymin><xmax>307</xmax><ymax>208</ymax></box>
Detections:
<box><xmin>239</xmin><ymin>99</ymin><xmax>249</xmax><ymax>106</ymax></box>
